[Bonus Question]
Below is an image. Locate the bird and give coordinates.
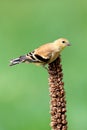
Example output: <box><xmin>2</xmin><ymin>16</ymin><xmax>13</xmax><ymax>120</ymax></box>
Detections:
<box><xmin>9</xmin><ymin>38</ymin><xmax>70</xmax><ymax>69</ymax></box>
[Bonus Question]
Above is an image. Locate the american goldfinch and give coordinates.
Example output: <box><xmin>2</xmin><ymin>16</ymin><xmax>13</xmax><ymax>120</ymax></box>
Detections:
<box><xmin>10</xmin><ymin>38</ymin><xmax>70</xmax><ymax>68</ymax></box>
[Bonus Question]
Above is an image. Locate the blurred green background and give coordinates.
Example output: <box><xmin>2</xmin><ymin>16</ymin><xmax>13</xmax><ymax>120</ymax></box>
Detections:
<box><xmin>0</xmin><ymin>0</ymin><xmax>87</xmax><ymax>130</ymax></box>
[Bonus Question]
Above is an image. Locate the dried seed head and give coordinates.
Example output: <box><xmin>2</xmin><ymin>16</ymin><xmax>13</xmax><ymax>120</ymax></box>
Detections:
<box><xmin>48</xmin><ymin>56</ymin><xmax>67</xmax><ymax>130</ymax></box>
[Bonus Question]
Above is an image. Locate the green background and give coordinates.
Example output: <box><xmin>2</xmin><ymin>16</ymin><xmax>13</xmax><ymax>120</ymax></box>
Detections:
<box><xmin>0</xmin><ymin>0</ymin><xmax>87</xmax><ymax>130</ymax></box>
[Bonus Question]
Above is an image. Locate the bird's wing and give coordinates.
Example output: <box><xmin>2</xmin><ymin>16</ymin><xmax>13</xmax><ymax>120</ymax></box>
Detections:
<box><xmin>26</xmin><ymin>43</ymin><xmax>54</xmax><ymax>63</ymax></box>
<box><xmin>34</xmin><ymin>43</ymin><xmax>54</xmax><ymax>59</ymax></box>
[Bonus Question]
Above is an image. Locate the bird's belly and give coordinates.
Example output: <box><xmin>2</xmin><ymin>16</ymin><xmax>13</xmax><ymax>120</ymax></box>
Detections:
<box><xmin>34</xmin><ymin>62</ymin><xmax>46</xmax><ymax>66</ymax></box>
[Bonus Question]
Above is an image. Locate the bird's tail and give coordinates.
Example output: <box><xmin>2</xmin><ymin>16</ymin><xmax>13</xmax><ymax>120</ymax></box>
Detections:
<box><xmin>9</xmin><ymin>55</ymin><xmax>28</xmax><ymax>66</ymax></box>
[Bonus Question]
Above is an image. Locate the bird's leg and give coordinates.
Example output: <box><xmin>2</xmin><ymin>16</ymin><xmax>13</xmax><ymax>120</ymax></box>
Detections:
<box><xmin>42</xmin><ymin>65</ymin><xmax>48</xmax><ymax>71</ymax></box>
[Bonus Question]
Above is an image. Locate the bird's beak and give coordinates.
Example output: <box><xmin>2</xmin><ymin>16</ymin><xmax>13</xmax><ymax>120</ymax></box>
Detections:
<box><xmin>67</xmin><ymin>43</ymin><xmax>71</xmax><ymax>46</ymax></box>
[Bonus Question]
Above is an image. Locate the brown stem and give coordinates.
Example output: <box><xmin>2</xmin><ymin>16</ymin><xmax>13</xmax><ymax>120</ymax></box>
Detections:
<box><xmin>48</xmin><ymin>56</ymin><xmax>67</xmax><ymax>130</ymax></box>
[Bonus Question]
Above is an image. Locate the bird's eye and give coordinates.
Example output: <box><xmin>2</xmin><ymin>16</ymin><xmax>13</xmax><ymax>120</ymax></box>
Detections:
<box><xmin>62</xmin><ymin>41</ymin><xmax>65</xmax><ymax>43</ymax></box>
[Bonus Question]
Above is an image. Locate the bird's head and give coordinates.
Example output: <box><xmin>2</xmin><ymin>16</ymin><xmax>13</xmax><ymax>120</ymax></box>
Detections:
<box><xmin>54</xmin><ymin>38</ymin><xmax>71</xmax><ymax>51</ymax></box>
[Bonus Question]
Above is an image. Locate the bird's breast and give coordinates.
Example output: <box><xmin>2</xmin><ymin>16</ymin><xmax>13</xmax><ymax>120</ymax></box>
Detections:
<box><xmin>49</xmin><ymin>52</ymin><xmax>60</xmax><ymax>64</ymax></box>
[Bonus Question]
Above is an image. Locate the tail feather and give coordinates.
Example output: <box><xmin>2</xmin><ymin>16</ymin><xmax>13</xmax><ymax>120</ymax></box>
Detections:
<box><xmin>9</xmin><ymin>55</ymin><xmax>27</xmax><ymax>66</ymax></box>
<box><xmin>9</xmin><ymin>51</ymin><xmax>43</xmax><ymax>66</ymax></box>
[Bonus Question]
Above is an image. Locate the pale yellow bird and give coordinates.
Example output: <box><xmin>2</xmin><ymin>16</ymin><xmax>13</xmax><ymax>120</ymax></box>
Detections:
<box><xmin>10</xmin><ymin>38</ymin><xmax>70</xmax><ymax>68</ymax></box>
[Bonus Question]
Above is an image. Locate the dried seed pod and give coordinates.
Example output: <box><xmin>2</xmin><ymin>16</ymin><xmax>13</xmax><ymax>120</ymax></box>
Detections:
<box><xmin>48</xmin><ymin>56</ymin><xmax>67</xmax><ymax>130</ymax></box>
